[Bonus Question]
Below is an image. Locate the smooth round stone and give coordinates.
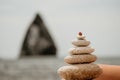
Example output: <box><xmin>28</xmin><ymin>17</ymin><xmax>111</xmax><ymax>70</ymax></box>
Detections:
<box><xmin>72</xmin><ymin>39</ymin><xmax>90</xmax><ymax>46</ymax></box>
<box><xmin>77</xmin><ymin>35</ymin><xmax>85</xmax><ymax>40</ymax></box>
<box><xmin>69</xmin><ymin>47</ymin><xmax>94</xmax><ymax>55</ymax></box>
<box><xmin>64</xmin><ymin>54</ymin><xmax>97</xmax><ymax>64</ymax></box>
<box><xmin>58</xmin><ymin>64</ymin><xmax>102</xmax><ymax>80</ymax></box>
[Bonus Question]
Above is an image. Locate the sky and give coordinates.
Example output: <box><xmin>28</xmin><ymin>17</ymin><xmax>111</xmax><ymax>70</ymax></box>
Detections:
<box><xmin>0</xmin><ymin>0</ymin><xmax>120</xmax><ymax>59</ymax></box>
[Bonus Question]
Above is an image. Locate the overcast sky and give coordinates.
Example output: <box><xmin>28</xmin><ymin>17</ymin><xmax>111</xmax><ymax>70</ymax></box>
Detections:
<box><xmin>0</xmin><ymin>0</ymin><xmax>120</xmax><ymax>59</ymax></box>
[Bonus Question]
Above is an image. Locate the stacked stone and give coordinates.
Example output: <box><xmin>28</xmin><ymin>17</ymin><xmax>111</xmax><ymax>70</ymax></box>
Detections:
<box><xmin>58</xmin><ymin>32</ymin><xmax>102</xmax><ymax>80</ymax></box>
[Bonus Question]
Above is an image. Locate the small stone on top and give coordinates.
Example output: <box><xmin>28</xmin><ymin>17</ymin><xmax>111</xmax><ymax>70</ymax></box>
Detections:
<box><xmin>79</xmin><ymin>32</ymin><xmax>82</xmax><ymax>36</ymax></box>
<box><xmin>77</xmin><ymin>32</ymin><xmax>85</xmax><ymax>40</ymax></box>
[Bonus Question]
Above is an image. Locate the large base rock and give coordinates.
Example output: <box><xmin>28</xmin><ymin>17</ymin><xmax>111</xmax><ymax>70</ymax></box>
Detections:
<box><xmin>58</xmin><ymin>64</ymin><xmax>102</xmax><ymax>80</ymax></box>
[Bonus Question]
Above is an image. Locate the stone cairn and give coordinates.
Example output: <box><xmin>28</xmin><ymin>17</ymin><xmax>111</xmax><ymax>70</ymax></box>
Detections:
<box><xmin>58</xmin><ymin>32</ymin><xmax>102</xmax><ymax>80</ymax></box>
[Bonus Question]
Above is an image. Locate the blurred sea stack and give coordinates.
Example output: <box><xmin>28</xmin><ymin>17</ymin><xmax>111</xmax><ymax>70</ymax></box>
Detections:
<box><xmin>21</xmin><ymin>14</ymin><xmax>57</xmax><ymax>56</ymax></box>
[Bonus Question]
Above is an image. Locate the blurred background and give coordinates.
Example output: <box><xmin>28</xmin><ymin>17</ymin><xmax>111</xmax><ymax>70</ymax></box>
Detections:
<box><xmin>0</xmin><ymin>0</ymin><xmax>120</xmax><ymax>80</ymax></box>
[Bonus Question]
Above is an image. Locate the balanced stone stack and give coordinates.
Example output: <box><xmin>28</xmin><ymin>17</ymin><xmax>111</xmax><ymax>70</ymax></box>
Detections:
<box><xmin>58</xmin><ymin>32</ymin><xmax>102</xmax><ymax>80</ymax></box>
